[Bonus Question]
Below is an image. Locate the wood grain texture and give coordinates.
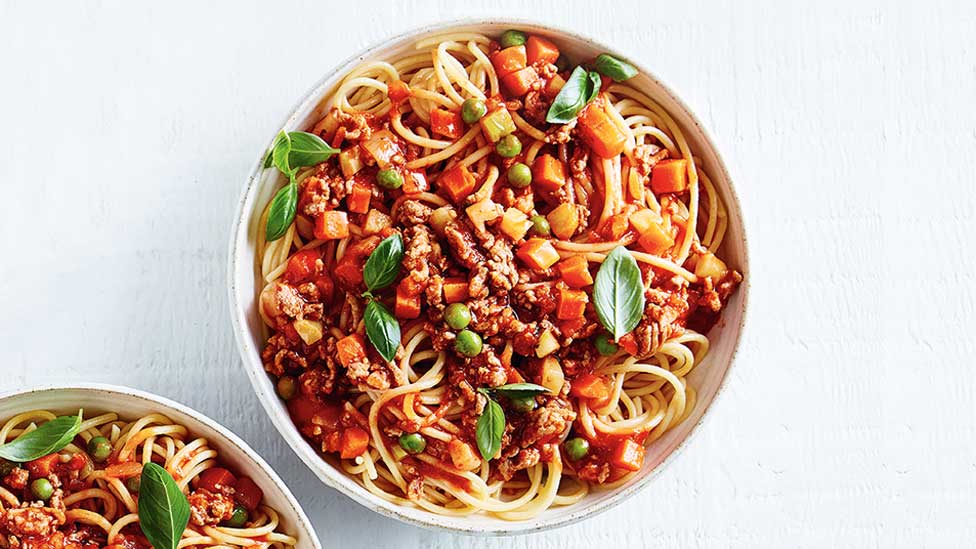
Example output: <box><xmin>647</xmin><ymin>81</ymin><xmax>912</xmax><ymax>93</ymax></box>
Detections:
<box><xmin>2</xmin><ymin>0</ymin><xmax>974</xmax><ymax>547</ymax></box>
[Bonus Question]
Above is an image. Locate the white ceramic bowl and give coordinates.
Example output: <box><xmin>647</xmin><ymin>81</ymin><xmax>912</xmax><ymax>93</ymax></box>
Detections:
<box><xmin>0</xmin><ymin>384</ymin><xmax>320</xmax><ymax>549</ymax></box>
<box><xmin>229</xmin><ymin>18</ymin><xmax>749</xmax><ymax>535</ymax></box>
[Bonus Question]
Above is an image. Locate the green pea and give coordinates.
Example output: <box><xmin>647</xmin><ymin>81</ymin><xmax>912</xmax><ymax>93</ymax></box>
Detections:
<box><xmin>376</xmin><ymin>168</ymin><xmax>403</xmax><ymax>190</ymax></box>
<box><xmin>509</xmin><ymin>395</ymin><xmax>537</xmax><ymax>413</ymax></box>
<box><xmin>225</xmin><ymin>504</ymin><xmax>249</xmax><ymax>528</ymax></box>
<box><xmin>398</xmin><ymin>432</ymin><xmax>427</xmax><ymax>455</ymax></box>
<box><xmin>495</xmin><ymin>134</ymin><xmax>522</xmax><ymax>158</ymax></box>
<box><xmin>564</xmin><ymin>437</ymin><xmax>590</xmax><ymax>461</ymax></box>
<box><xmin>530</xmin><ymin>215</ymin><xmax>550</xmax><ymax>236</ymax></box>
<box><xmin>87</xmin><ymin>436</ymin><xmax>112</xmax><ymax>463</ymax></box>
<box><xmin>594</xmin><ymin>333</ymin><xmax>619</xmax><ymax>356</ymax></box>
<box><xmin>444</xmin><ymin>303</ymin><xmax>472</xmax><ymax>330</ymax></box>
<box><xmin>507</xmin><ymin>162</ymin><xmax>532</xmax><ymax>188</ymax></box>
<box><xmin>454</xmin><ymin>329</ymin><xmax>483</xmax><ymax>357</ymax></box>
<box><xmin>31</xmin><ymin>478</ymin><xmax>53</xmax><ymax>501</ymax></box>
<box><xmin>126</xmin><ymin>475</ymin><xmax>141</xmax><ymax>493</ymax></box>
<box><xmin>277</xmin><ymin>375</ymin><xmax>298</xmax><ymax>401</ymax></box>
<box><xmin>461</xmin><ymin>98</ymin><xmax>488</xmax><ymax>124</ymax></box>
<box><xmin>500</xmin><ymin>30</ymin><xmax>527</xmax><ymax>48</ymax></box>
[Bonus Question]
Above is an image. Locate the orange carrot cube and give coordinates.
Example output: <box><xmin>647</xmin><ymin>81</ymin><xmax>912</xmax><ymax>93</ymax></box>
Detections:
<box><xmin>442</xmin><ymin>277</ymin><xmax>470</xmax><ymax>303</ymax></box>
<box><xmin>556</xmin><ymin>255</ymin><xmax>593</xmax><ymax>288</ymax></box>
<box><xmin>490</xmin><ymin>45</ymin><xmax>527</xmax><ymax>77</ymax></box>
<box><xmin>516</xmin><ymin>238</ymin><xmax>560</xmax><ymax>270</ymax></box>
<box><xmin>314</xmin><ymin>210</ymin><xmax>350</xmax><ymax>240</ymax></box>
<box><xmin>531</xmin><ymin>154</ymin><xmax>566</xmax><ymax>191</ymax></box>
<box><xmin>650</xmin><ymin>159</ymin><xmax>689</xmax><ymax>194</ymax></box>
<box><xmin>556</xmin><ymin>288</ymin><xmax>588</xmax><ymax>320</ymax></box>
<box><xmin>526</xmin><ymin>35</ymin><xmax>560</xmax><ymax>65</ymax></box>
<box><xmin>336</xmin><ymin>334</ymin><xmax>366</xmax><ymax>368</ymax></box>
<box><xmin>438</xmin><ymin>164</ymin><xmax>477</xmax><ymax>204</ymax></box>
<box><xmin>501</xmin><ymin>66</ymin><xmax>539</xmax><ymax>97</ymax></box>
<box><xmin>577</xmin><ymin>100</ymin><xmax>627</xmax><ymax>158</ymax></box>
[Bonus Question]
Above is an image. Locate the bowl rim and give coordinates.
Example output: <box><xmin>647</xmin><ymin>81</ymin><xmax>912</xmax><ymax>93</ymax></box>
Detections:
<box><xmin>228</xmin><ymin>16</ymin><xmax>750</xmax><ymax>535</ymax></box>
<box><xmin>0</xmin><ymin>383</ymin><xmax>322</xmax><ymax>549</ymax></box>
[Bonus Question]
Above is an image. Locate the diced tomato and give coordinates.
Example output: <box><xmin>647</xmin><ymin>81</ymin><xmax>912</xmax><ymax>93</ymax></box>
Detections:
<box><xmin>557</xmin><ymin>255</ymin><xmax>594</xmax><ymax>288</ymax></box>
<box><xmin>313</xmin><ymin>274</ymin><xmax>334</xmax><ymax>304</ymax></box>
<box><xmin>104</xmin><ymin>462</ymin><xmax>144</xmax><ymax>479</ymax></box>
<box><xmin>531</xmin><ymin>154</ymin><xmax>567</xmax><ymax>191</ymax></box>
<box><xmin>347</xmin><ymin>179</ymin><xmax>373</xmax><ymax>214</ymax></box>
<box><xmin>556</xmin><ymin>288</ymin><xmax>588</xmax><ymax>320</ymax></box>
<box><xmin>197</xmin><ymin>467</ymin><xmax>237</xmax><ymax>493</ymax></box>
<box><xmin>500</xmin><ymin>66</ymin><xmax>539</xmax><ymax>97</ymax></box>
<box><xmin>333</xmin><ymin>236</ymin><xmax>379</xmax><ymax>290</ymax></box>
<box><xmin>314</xmin><ymin>211</ymin><xmax>350</xmax><ymax>240</ymax></box>
<box><xmin>395</xmin><ymin>282</ymin><xmax>422</xmax><ymax>319</ymax></box>
<box><xmin>617</xmin><ymin>333</ymin><xmax>638</xmax><ymax>356</ymax></box>
<box><xmin>27</xmin><ymin>454</ymin><xmax>59</xmax><ymax>477</ymax></box>
<box><xmin>283</xmin><ymin>249</ymin><xmax>320</xmax><ymax>284</ymax></box>
<box><xmin>387</xmin><ymin>80</ymin><xmax>411</xmax><ymax>103</ymax></box>
<box><xmin>490</xmin><ymin>45</ymin><xmax>527</xmax><ymax>77</ymax></box>
<box><xmin>526</xmin><ymin>35</ymin><xmax>560</xmax><ymax>65</ymax></box>
<box><xmin>609</xmin><ymin>438</ymin><xmax>645</xmax><ymax>472</ymax></box>
<box><xmin>287</xmin><ymin>395</ymin><xmax>331</xmax><ymax>425</ymax></box>
<box><xmin>403</xmin><ymin>170</ymin><xmax>429</xmax><ymax>195</ymax></box>
<box><xmin>430</xmin><ymin>108</ymin><xmax>463</xmax><ymax>139</ymax></box>
<box><xmin>438</xmin><ymin>164</ymin><xmax>477</xmax><ymax>204</ymax></box>
<box><xmin>577</xmin><ymin>100</ymin><xmax>627</xmax><ymax>158</ymax></box>
<box><xmin>336</xmin><ymin>334</ymin><xmax>367</xmax><ymax>368</ymax></box>
<box><xmin>516</xmin><ymin>238</ymin><xmax>561</xmax><ymax>270</ymax></box>
<box><xmin>339</xmin><ymin>427</ymin><xmax>370</xmax><ymax>459</ymax></box>
<box><xmin>571</xmin><ymin>373</ymin><xmax>611</xmax><ymax>407</ymax></box>
<box><xmin>650</xmin><ymin>159</ymin><xmax>689</xmax><ymax>194</ymax></box>
<box><xmin>233</xmin><ymin>476</ymin><xmax>264</xmax><ymax>511</ymax></box>
<box><xmin>65</xmin><ymin>453</ymin><xmax>88</xmax><ymax>471</ymax></box>
<box><xmin>442</xmin><ymin>277</ymin><xmax>469</xmax><ymax>303</ymax></box>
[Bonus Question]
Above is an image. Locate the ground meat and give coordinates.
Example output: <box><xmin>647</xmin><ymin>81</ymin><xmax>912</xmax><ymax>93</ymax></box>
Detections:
<box><xmin>399</xmin><ymin>199</ymin><xmax>433</xmax><ymax>226</ymax></box>
<box><xmin>261</xmin><ymin>333</ymin><xmax>307</xmax><ymax>376</ymax></box>
<box><xmin>496</xmin><ymin>447</ymin><xmax>541</xmax><ymax>481</ymax></box>
<box><xmin>631</xmin><ymin>286</ymin><xmax>691</xmax><ymax>357</ymax></box>
<box><xmin>468</xmin><ymin>265</ymin><xmax>490</xmax><ymax>300</ymax></box>
<box><xmin>3</xmin><ymin>467</ymin><xmax>28</xmax><ymax>490</ymax></box>
<box><xmin>468</xmin><ymin>348</ymin><xmax>507</xmax><ymax>387</ymax></box>
<box><xmin>480</xmin><ymin>233</ymin><xmax>519</xmax><ymax>294</ymax></box>
<box><xmin>576</xmin><ymin>461</ymin><xmax>612</xmax><ymax>483</ymax></box>
<box><xmin>633</xmin><ymin>143</ymin><xmax>669</xmax><ymax>177</ymax></box>
<box><xmin>444</xmin><ymin>222</ymin><xmax>485</xmax><ymax>269</ymax></box>
<box><xmin>331</xmin><ymin>107</ymin><xmax>373</xmax><ymax>143</ymax></box>
<box><xmin>345</xmin><ymin>357</ymin><xmax>391</xmax><ymax>390</ymax></box>
<box><xmin>188</xmin><ymin>489</ymin><xmax>235</xmax><ymax>527</ymax></box>
<box><xmin>469</xmin><ymin>297</ymin><xmax>523</xmax><ymax>338</ymax></box>
<box><xmin>301</xmin><ymin>172</ymin><xmax>349</xmax><ymax>217</ymax></box>
<box><xmin>512</xmin><ymin>282</ymin><xmax>557</xmax><ymax>318</ymax></box>
<box><xmin>403</xmin><ymin>225</ymin><xmax>436</xmax><ymax>291</ymax></box>
<box><xmin>545</xmin><ymin>118</ymin><xmax>576</xmax><ymax>144</ymax></box>
<box><xmin>299</xmin><ymin>365</ymin><xmax>338</xmax><ymax>397</ymax></box>
<box><xmin>519</xmin><ymin>397</ymin><xmax>575</xmax><ymax>448</ymax></box>
<box><xmin>261</xmin><ymin>282</ymin><xmax>323</xmax><ymax>325</ymax></box>
<box><xmin>2</xmin><ymin>503</ymin><xmax>66</xmax><ymax>538</ymax></box>
<box><xmin>523</xmin><ymin>90</ymin><xmax>549</xmax><ymax>125</ymax></box>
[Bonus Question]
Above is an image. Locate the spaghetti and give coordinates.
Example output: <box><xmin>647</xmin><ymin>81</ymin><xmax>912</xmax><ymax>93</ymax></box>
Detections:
<box><xmin>256</xmin><ymin>29</ymin><xmax>741</xmax><ymax>520</ymax></box>
<box><xmin>0</xmin><ymin>410</ymin><xmax>297</xmax><ymax>548</ymax></box>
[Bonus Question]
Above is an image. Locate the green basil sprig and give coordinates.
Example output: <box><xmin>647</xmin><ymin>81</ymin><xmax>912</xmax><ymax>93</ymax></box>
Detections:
<box><xmin>364</xmin><ymin>299</ymin><xmax>400</xmax><ymax>363</ymax></box>
<box><xmin>363</xmin><ymin>234</ymin><xmax>405</xmax><ymax>292</ymax></box>
<box><xmin>486</xmin><ymin>383</ymin><xmax>550</xmax><ymax>400</ymax></box>
<box><xmin>475</xmin><ymin>396</ymin><xmax>505</xmax><ymax>461</ymax></box>
<box><xmin>593</xmin><ymin>246</ymin><xmax>645</xmax><ymax>340</ymax></box>
<box><xmin>263</xmin><ymin>131</ymin><xmax>339</xmax><ymax>242</ymax></box>
<box><xmin>0</xmin><ymin>415</ymin><xmax>82</xmax><ymax>462</ymax></box>
<box><xmin>594</xmin><ymin>53</ymin><xmax>638</xmax><ymax>82</ymax></box>
<box><xmin>138</xmin><ymin>462</ymin><xmax>190</xmax><ymax>549</ymax></box>
<box><xmin>546</xmin><ymin>66</ymin><xmax>603</xmax><ymax>124</ymax></box>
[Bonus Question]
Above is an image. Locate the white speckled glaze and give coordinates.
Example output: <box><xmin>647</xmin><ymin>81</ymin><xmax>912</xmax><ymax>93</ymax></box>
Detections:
<box><xmin>0</xmin><ymin>385</ymin><xmax>321</xmax><ymax>549</ymax></box>
<box><xmin>228</xmin><ymin>18</ymin><xmax>749</xmax><ymax>535</ymax></box>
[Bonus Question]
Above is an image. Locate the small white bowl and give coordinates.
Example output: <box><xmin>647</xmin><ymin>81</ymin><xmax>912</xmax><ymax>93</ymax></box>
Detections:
<box><xmin>229</xmin><ymin>18</ymin><xmax>749</xmax><ymax>535</ymax></box>
<box><xmin>0</xmin><ymin>384</ymin><xmax>321</xmax><ymax>549</ymax></box>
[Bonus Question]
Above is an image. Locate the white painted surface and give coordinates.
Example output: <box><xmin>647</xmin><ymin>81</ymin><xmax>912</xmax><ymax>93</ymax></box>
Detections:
<box><xmin>1</xmin><ymin>1</ymin><xmax>973</xmax><ymax>547</ymax></box>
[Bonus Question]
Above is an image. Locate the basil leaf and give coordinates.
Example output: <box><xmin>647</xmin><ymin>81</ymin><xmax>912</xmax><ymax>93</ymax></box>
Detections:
<box><xmin>594</xmin><ymin>53</ymin><xmax>638</xmax><ymax>82</ymax></box>
<box><xmin>262</xmin><ymin>148</ymin><xmax>273</xmax><ymax>169</ymax></box>
<box><xmin>287</xmin><ymin>132</ymin><xmax>339</xmax><ymax>168</ymax></box>
<box><xmin>138</xmin><ymin>462</ymin><xmax>190</xmax><ymax>549</ymax></box>
<box><xmin>265</xmin><ymin>179</ymin><xmax>298</xmax><ymax>242</ymax></box>
<box><xmin>491</xmin><ymin>383</ymin><xmax>550</xmax><ymax>399</ymax></box>
<box><xmin>475</xmin><ymin>398</ymin><xmax>505</xmax><ymax>460</ymax></box>
<box><xmin>271</xmin><ymin>131</ymin><xmax>293</xmax><ymax>176</ymax></box>
<box><xmin>593</xmin><ymin>246</ymin><xmax>645</xmax><ymax>340</ymax></box>
<box><xmin>546</xmin><ymin>66</ymin><xmax>590</xmax><ymax>124</ymax></box>
<box><xmin>363</xmin><ymin>234</ymin><xmax>404</xmax><ymax>291</ymax></box>
<box><xmin>584</xmin><ymin>70</ymin><xmax>602</xmax><ymax>104</ymax></box>
<box><xmin>365</xmin><ymin>299</ymin><xmax>400</xmax><ymax>362</ymax></box>
<box><xmin>0</xmin><ymin>415</ymin><xmax>81</xmax><ymax>462</ymax></box>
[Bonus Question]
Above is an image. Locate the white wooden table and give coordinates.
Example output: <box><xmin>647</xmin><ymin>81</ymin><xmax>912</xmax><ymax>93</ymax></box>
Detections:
<box><xmin>3</xmin><ymin>1</ymin><xmax>973</xmax><ymax>547</ymax></box>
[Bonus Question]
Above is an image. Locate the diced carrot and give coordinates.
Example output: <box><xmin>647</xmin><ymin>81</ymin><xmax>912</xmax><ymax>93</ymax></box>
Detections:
<box><xmin>532</xmin><ymin>154</ymin><xmax>567</xmax><ymax>191</ymax></box>
<box><xmin>617</xmin><ymin>333</ymin><xmax>638</xmax><ymax>356</ymax></box>
<box><xmin>557</xmin><ymin>255</ymin><xmax>593</xmax><ymax>288</ymax></box>
<box><xmin>336</xmin><ymin>334</ymin><xmax>366</xmax><ymax>368</ymax></box>
<box><xmin>233</xmin><ymin>476</ymin><xmax>264</xmax><ymax>511</ymax></box>
<box><xmin>570</xmin><ymin>373</ymin><xmax>610</xmax><ymax>402</ymax></box>
<box><xmin>339</xmin><ymin>427</ymin><xmax>370</xmax><ymax>459</ymax></box>
<box><xmin>516</xmin><ymin>238</ymin><xmax>561</xmax><ymax>270</ymax></box>
<box><xmin>387</xmin><ymin>80</ymin><xmax>411</xmax><ymax>103</ymax></box>
<box><xmin>650</xmin><ymin>159</ymin><xmax>689</xmax><ymax>194</ymax></box>
<box><xmin>638</xmin><ymin>221</ymin><xmax>675</xmax><ymax>255</ymax></box>
<box><xmin>403</xmin><ymin>170</ymin><xmax>429</xmax><ymax>195</ymax></box>
<box><xmin>442</xmin><ymin>277</ymin><xmax>469</xmax><ymax>303</ymax></box>
<box><xmin>609</xmin><ymin>438</ymin><xmax>645</xmax><ymax>472</ymax></box>
<box><xmin>526</xmin><ymin>35</ymin><xmax>560</xmax><ymax>65</ymax></box>
<box><xmin>577</xmin><ymin>100</ymin><xmax>627</xmax><ymax>158</ymax></box>
<box><xmin>501</xmin><ymin>66</ymin><xmax>539</xmax><ymax>97</ymax></box>
<box><xmin>430</xmin><ymin>108</ymin><xmax>463</xmax><ymax>139</ymax></box>
<box><xmin>438</xmin><ymin>164</ymin><xmax>477</xmax><ymax>204</ymax></box>
<box><xmin>197</xmin><ymin>467</ymin><xmax>237</xmax><ymax>493</ymax></box>
<box><xmin>313</xmin><ymin>211</ymin><xmax>349</xmax><ymax>240</ymax></box>
<box><xmin>104</xmin><ymin>462</ymin><xmax>143</xmax><ymax>479</ymax></box>
<box><xmin>27</xmin><ymin>454</ymin><xmax>59</xmax><ymax>477</ymax></box>
<box><xmin>490</xmin><ymin>45</ymin><xmax>527</xmax><ymax>77</ymax></box>
<box><xmin>395</xmin><ymin>283</ymin><xmax>422</xmax><ymax>319</ymax></box>
<box><xmin>556</xmin><ymin>288</ymin><xmax>588</xmax><ymax>320</ymax></box>
<box><xmin>347</xmin><ymin>179</ymin><xmax>372</xmax><ymax>214</ymax></box>
<box><xmin>284</xmin><ymin>249</ymin><xmax>320</xmax><ymax>284</ymax></box>
<box><xmin>544</xmin><ymin>73</ymin><xmax>566</xmax><ymax>98</ymax></box>
<box><xmin>602</xmin><ymin>213</ymin><xmax>631</xmax><ymax>241</ymax></box>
